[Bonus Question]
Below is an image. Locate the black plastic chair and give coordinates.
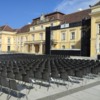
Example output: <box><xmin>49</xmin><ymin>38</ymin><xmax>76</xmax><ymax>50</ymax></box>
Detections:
<box><xmin>9</xmin><ymin>79</ymin><xmax>20</xmax><ymax>99</ymax></box>
<box><xmin>0</xmin><ymin>77</ymin><xmax>10</xmax><ymax>94</ymax></box>
<box><xmin>7</xmin><ymin>71</ymin><xmax>15</xmax><ymax>79</ymax></box>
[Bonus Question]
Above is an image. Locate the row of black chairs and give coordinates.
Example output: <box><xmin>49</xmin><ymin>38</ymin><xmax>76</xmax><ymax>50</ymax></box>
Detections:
<box><xmin>0</xmin><ymin>54</ymin><xmax>99</xmax><ymax>99</ymax></box>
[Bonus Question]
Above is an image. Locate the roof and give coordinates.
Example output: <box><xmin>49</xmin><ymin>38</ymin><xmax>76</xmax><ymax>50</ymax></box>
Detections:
<box><xmin>62</xmin><ymin>9</ymin><xmax>91</xmax><ymax>24</ymax></box>
<box><xmin>17</xmin><ymin>9</ymin><xmax>91</xmax><ymax>33</ymax></box>
<box><xmin>0</xmin><ymin>25</ymin><xmax>14</xmax><ymax>32</ymax></box>
<box><xmin>0</xmin><ymin>9</ymin><xmax>91</xmax><ymax>34</ymax></box>
<box><xmin>31</xmin><ymin>11</ymin><xmax>65</xmax><ymax>25</ymax></box>
<box><xmin>33</xmin><ymin>11</ymin><xmax>65</xmax><ymax>20</ymax></box>
<box><xmin>17</xmin><ymin>24</ymin><xmax>31</xmax><ymax>34</ymax></box>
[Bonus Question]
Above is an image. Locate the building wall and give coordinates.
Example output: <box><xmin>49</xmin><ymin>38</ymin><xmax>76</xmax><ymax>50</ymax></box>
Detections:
<box><xmin>15</xmin><ymin>20</ymin><xmax>61</xmax><ymax>54</ymax></box>
<box><xmin>0</xmin><ymin>32</ymin><xmax>16</xmax><ymax>52</ymax></box>
<box><xmin>52</xmin><ymin>26</ymin><xmax>81</xmax><ymax>50</ymax></box>
<box><xmin>90</xmin><ymin>5</ymin><xmax>100</xmax><ymax>57</ymax></box>
<box><xmin>0</xmin><ymin>23</ymin><xmax>82</xmax><ymax>54</ymax></box>
<box><xmin>0</xmin><ymin>4</ymin><xmax>99</xmax><ymax>57</ymax></box>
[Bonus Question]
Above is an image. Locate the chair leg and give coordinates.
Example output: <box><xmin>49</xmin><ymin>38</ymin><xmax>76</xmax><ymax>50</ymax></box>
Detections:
<box><xmin>39</xmin><ymin>81</ymin><xmax>42</xmax><ymax>89</ymax></box>
<box><xmin>7</xmin><ymin>88</ymin><xmax>11</xmax><ymax>100</ymax></box>
<box><xmin>0</xmin><ymin>86</ymin><xmax>2</xmax><ymax>92</ymax></box>
<box><xmin>17</xmin><ymin>91</ymin><xmax>20</xmax><ymax>100</ymax></box>
<box><xmin>26</xmin><ymin>89</ymin><xmax>28</xmax><ymax>100</ymax></box>
<box><xmin>47</xmin><ymin>81</ymin><xmax>50</xmax><ymax>91</ymax></box>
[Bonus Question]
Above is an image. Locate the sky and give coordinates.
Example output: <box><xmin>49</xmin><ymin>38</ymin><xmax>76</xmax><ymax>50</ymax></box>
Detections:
<box><xmin>0</xmin><ymin>0</ymin><xmax>99</xmax><ymax>29</ymax></box>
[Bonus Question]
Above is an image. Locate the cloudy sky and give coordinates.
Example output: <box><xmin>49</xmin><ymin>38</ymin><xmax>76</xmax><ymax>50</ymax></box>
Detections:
<box><xmin>54</xmin><ymin>0</ymin><xmax>99</xmax><ymax>13</ymax></box>
<box><xmin>0</xmin><ymin>0</ymin><xmax>99</xmax><ymax>28</ymax></box>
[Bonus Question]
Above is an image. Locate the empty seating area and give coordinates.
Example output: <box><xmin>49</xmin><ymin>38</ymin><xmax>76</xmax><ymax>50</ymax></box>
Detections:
<box><xmin>0</xmin><ymin>54</ymin><xmax>100</xmax><ymax>99</ymax></box>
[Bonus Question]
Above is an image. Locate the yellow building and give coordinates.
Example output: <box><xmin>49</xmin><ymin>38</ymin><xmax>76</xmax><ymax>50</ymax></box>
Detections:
<box><xmin>90</xmin><ymin>1</ymin><xmax>100</xmax><ymax>58</ymax></box>
<box><xmin>0</xmin><ymin>11</ymin><xmax>91</xmax><ymax>55</ymax></box>
<box><xmin>0</xmin><ymin>1</ymin><xmax>99</xmax><ymax>57</ymax></box>
<box><xmin>0</xmin><ymin>25</ymin><xmax>16</xmax><ymax>52</ymax></box>
<box><xmin>16</xmin><ymin>12</ymin><xmax>64</xmax><ymax>54</ymax></box>
<box><xmin>51</xmin><ymin>9</ymin><xmax>90</xmax><ymax>50</ymax></box>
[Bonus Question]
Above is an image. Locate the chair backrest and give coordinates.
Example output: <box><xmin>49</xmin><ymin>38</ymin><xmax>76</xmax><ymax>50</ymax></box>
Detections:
<box><xmin>14</xmin><ymin>73</ymin><xmax>22</xmax><ymax>81</ymax></box>
<box><xmin>7</xmin><ymin>71</ymin><xmax>15</xmax><ymax>79</ymax></box>
<box><xmin>22</xmin><ymin>74</ymin><xmax>30</xmax><ymax>83</ymax></box>
<box><xmin>34</xmin><ymin>71</ymin><xmax>42</xmax><ymax>79</ymax></box>
<box><xmin>42</xmin><ymin>72</ymin><xmax>50</xmax><ymax>81</ymax></box>
<box><xmin>9</xmin><ymin>79</ymin><xmax>18</xmax><ymax>91</ymax></box>
<box><xmin>1</xmin><ymin>77</ymin><xmax>9</xmax><ymax>87</ymax></box>
<box><xmin>60</xmin><ymin>72</ymin><xmax>68</xmax><ymax>80</ymax></box>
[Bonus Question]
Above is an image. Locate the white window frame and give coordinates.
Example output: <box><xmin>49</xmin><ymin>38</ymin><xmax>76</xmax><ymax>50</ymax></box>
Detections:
<box><xmin>32</xmin><ymin>34</ymin><xmax>35</xmax><ymax>41</ymax></box>
<box><xmin>61</xmin><ymin>33</ymin><xmax>66</xmax><ymax>40</ymax></box>
<box><xmin>41</xmin><ymin>25</ymin><xmax>44</xmax><ymax>29</ymax></box>
<box><xmin>71</xmin><ymin>32</ymin><xmax>75</xmax><ymax>40</ymax></box>
<box><xmin>33</xmin><ymin>26</ymin><xmax>35</xmax><ymax>30</ymax></box>
<box><xmin>40</xmin><ymin>33</ymin><xmax>43</xmax><ymax>40</ymax></box>
<box><xmin>8</xmin><ymin>38</ymin><xmax>10</xmax><ymax>44</ymax></box>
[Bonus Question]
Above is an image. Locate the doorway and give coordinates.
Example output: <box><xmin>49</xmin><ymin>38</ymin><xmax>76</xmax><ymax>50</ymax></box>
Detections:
<box><xmin>35</xmin><ymin>44</ymin><xmax>39</xmax><ymax>53</ymax></box>
<box><xmin>8</xmin><ymin>46</ymin><xmax>10</xmax><ymax>51</ymax></box>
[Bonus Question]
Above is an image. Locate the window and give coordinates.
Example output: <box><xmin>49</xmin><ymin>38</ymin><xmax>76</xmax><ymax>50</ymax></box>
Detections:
<box><xmin>21</xmin><ymin>37</ymin><xmax>23</xmax><ymax>43</ymax></box>
<box><xmin>30</xmin><ymin>26</ymin><xmax>35</xmax><ymax>31</ymax></box>
<box><xmin>61</xmin><ymin>33</ymin><xmax>66</xmax><ymax>40</ymax></box>
<box><xmin>8</xmin><ymin>38</ymin><xmax>10</xmax><ymax>44</ymax></box>
<box><xmin>62</xmin><ymin>45</ymin><xmax>65</xmax><ymax>49</ymax></box>
<box><xmin>32</xmin><ymin>34</ymin><xmax>35</xmax><ymax>41</ymax></box>
<box><xmin>26</xmin><ymin>36</ymin><xmax>28</xmax><ymax>41</ymax></box>
<box><xmin>33</xmin><ymin>26</ymin><xmax>35</xmax><ymax>30</ymax></box>
<box><xmin>41</xmin><ymin>25</ymin><xmax>44</xmax><ymax>29</ymax></box>
<box><xmin>51</xmin><ymin>23</ymin><xmax>53</xmax><ymax>26</ymax></box>
<box><xmin>71</xmin><ymin>32</ymin><xmax>75</xmax><ymax>40</ymax></box>
<box><xmin>71</xmin><ymin>45</ymin><xmax>75</xmax><ymax>49</ymax></box>
<box><xmin>40</xmin><ymin>33</ymin><xmax>43</xmax><ymax>40</ymax></box>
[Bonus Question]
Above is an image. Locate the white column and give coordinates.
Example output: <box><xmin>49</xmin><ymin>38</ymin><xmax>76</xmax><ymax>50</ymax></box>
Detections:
<box><xmin>24</xmin><ymin>44</ymin><xmax>28</xmax><ymax>53</ymax></box>
<box><xmin>32</xmin><ymin>44</ymin><xmax>35</xmax><ymax>53</ymax></box>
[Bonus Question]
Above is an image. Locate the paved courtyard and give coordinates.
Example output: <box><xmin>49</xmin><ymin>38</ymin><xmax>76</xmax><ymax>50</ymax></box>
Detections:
<box><xmin>0</xmin><ymin>76</ymin><xmax>100</xmax><ymax>100</ymax></box>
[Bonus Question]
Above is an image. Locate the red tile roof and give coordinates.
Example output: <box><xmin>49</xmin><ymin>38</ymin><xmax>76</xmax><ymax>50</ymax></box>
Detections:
<box><xmin>17</xmin><ymin>24</ymin><xmax>31</xmax><ymax>34</ymax></box>
<box><xmin>33</xmin><ymin>11</ymin><xmax>65</xmax><ymax>20</ymax></box>
<box><xmin>62</xmin><ymin>9</ymin><xmax>91</xmax><ymax>24</ymax></box>
<box><xmin>0</xmin><ymin>25</ymin><xmax>14</xmax><ymax>32</ymax></box>
<box><xmin>0</xmin><ymin>9</ymin><xmax>91</xmax><ymax>34</ymax></box>
<box><xmin>31</xmin><ymin>11</ymin><xmax>65</xmax><ymax>25</ymax></box>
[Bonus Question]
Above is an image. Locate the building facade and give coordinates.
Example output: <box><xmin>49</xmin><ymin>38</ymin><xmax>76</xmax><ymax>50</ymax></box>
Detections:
<box><xmin>90</xmin><ymin>2</ymin><xmax>100</xmax><ymax>58</ymax></box>
<box><xmin>0</xmin><ymin>1</ymin><xmax>99</xmax><ymax>57</ymax></box>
